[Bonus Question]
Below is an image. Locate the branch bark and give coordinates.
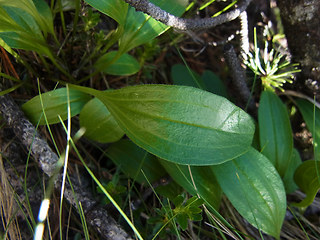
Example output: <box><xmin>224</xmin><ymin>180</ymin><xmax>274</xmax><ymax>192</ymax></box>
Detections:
<box><xmin>277</xmin><ymin>0</ymin><xmax>320</xmax><ymax>95</ymax></box>
<box><xmin>0</xmin><ymin>93</ymin><xmax>133</xmax><ymax>240</ymax></box>
<box><xmin>124</xmin><ymin>0</ymin><xmax>253</xmax><ymax>30</ymax></box>
<box><xmin>224</xmin><ymin>44</ymin><xmax>256</xmax><ymax>115</ymax></box>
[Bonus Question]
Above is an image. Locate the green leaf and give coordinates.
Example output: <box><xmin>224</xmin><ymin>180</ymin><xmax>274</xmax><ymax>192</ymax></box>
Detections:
<box><xmin>0</xmin><ymin>3</ymin><xmax>52</xmax><ymax>56</ymax></box>
<box><xmin>293</xmin><ymin>160</ymin><xmax>320</xmax><ymax>207</ymax></box>
<box><xmin>118</xmin><ymin>0</ymin><xmax>188</xmax><ymax>53</ymax></box>
<box><xmin>176</xmin><ymin>213</ymin><xmax>188</xmax><ymax>230</ymax></box>
<box><xmin>173</xmin><ymin>195</ymin><xmax>203</xmax><ymax>230</ymax></box>
<box><xmin>53</xmin><ymin>0</ymin><xmax>76</xmax><ymax>13</ymax></box>
<box><xmin>84</xmin><ymin>0</ymin><xmax>128</xmax><ymax>25</ymax></box>
<box><xmin>201</xmin><ymin>70</ymin><xmax>229</xmax><ymax>98</ymax></box>
<box><xmin>32</xmin><ymin>0</ymin><xmax>54</xmax><ymax>35</ymax></box>
<box><xmin>211</xmin><ymin>148</ymin><xmax>286</xmax><ymax>238</ymax></box>
<box><xmin>0</xmin><ymin>31</ymin><xmax>51</xmax><ymax>56</ymax></box>
<box><xmin>283</xmin><ymin>148</ymin><xmax>302</xmax><ymax>193</ymax></box>
<box><xmin>258</xmin><ymin>90</ymin><xmax>293</xmax><ymax>177</ymax></box>
<box><xmin>22</xmin><ymin>88</ymin><xmax>91</xmax><ymax>125</ymax></box>
<box><xmin>79</xmin><ymin>98</ymin><xmax>125</xmax><ymax>143</ymax></box>
<box><xmin>296</xmin><ymin>99</ymin><xmax>320</xmax><ymax>161</ymax></box>
<box><xmin>70</xmin><ymin>84</ymin><xmax>255</xmax><ymax>165</ymax></box>
<box><xmin>155</xmin><ymin>182</ymin><xmax>183</xmax><ymax>201</ymax></box>
<box><xmin>171</xmin><ymin>64</ymin><xmax>228</xmax><ymax>97</ymax></box>
<box><xmin>0</xmin><ymin>0</ymin><xmax>54</xmax><ymax>36</ymax></box>
<box><xmin>84</xmin><ymin>0</ymin><xmax>187</xmax><ymax>53</ymax></box>
<box><xmin>94</xmin><ymin>51</ymin><xmax>140</xmax><ymax>76</ymax></box>
<box><xmin>171</xmin><ymin>64</ymin><xmax>205</xmax><ymax>90</ymax></box>
<box><xmin>159</xmin><ymin>159</ymin><xmax>222</xmax><ymax>210</ymax></box>
<box><xmin>106</xmin><ymin>139</ymin><xmax>166</xmax><ymax>184</ymax></box>
<box><xmin>2</xmin><ymin>5</ymin><xmax>41</xmax><ymax>36</ymax></box>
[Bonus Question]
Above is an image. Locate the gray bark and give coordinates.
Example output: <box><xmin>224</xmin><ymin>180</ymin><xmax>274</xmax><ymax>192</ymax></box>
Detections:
<box><xmin>277</xmin><ymin>0</ymin><xmax>320</xmax><ymax>95</ymax></box>
<box><xmin>0</xmin><ymin>93</ymin><xmax>133</xmax><ymax>240</ymax></box>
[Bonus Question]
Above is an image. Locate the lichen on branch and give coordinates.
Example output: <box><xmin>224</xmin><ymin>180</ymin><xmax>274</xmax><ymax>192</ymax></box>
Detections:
<box><xmin>124</xmin><ymin>0</ymin><xmax>253</xmax><ymax>30</ymax></box>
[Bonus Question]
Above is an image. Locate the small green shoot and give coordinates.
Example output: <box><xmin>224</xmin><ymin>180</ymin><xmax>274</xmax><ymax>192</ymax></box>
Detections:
<box><xmin>149</xmin><ymin>195</ymin><xmax>203</xmax><ymax>238</ymax></box>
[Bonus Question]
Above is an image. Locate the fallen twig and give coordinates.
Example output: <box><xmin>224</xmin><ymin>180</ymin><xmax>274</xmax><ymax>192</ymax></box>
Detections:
<box><xmin>0</xmin><ymin>93</ymin><xmax>133</xmax><ymax>240</ymax></box>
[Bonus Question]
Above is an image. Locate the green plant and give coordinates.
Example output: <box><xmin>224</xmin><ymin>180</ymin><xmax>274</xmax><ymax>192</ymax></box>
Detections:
<box><xmin>244</xmin><ymin>29</ymin><xmax>300</xmax><ymax>92</ymax></box>
<box><xmin>2</xmin><ymin>0</ymin><xmax>320</xmax><ymax>239</ymax></box>
<box><xmin>148</xmin><ymin>195</ymin><xmax>203</xmax><ymax>238</ymax></box>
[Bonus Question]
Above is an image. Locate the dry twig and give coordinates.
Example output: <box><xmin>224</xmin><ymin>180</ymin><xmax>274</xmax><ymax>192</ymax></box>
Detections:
<box><xmin>0</xmin><ymin>93</ymin><xmax>133</xmax><ymax>240</ymax></box>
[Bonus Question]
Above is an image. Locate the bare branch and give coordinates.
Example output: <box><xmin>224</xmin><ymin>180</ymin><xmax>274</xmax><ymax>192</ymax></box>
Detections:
<box><xmin>223</xmin><ymin>44</ymin><xmax>256</xmax><ymax>114</ymax></box>
<box><xmin>0</xmin><ymin>93</ymin><xmax>133</xmax><ymax>240</ymax></box>
<box><xmin>124</xmin><ymin>0</ymin><xmax>253</xmax><ymax>30</ymax></box>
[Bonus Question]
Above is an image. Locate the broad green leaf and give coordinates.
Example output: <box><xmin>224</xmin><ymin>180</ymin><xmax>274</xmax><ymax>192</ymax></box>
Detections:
<box><xmin>212</xmin><ymin>148</ymin><xmax>286</xmax><ymax>238</ymax></box>
<box><xmin>258</xmin><ymin>90</ymin><xmax>293</xmax><ymax>177</ymax></box>
<box><xmin>106</xmin><ymin>139</ymin><xmax>166</xmax><ymax>184</ymax></box>
<box><xmin>118</xmin><ymin>0</ymin><xmax>188</xmax><ymax>53</ymax></box>
<box><xmin>84</xmin><ymin>0</ymin><xmax>128</xmax><ymax>25</ymax></box>
<box><xmin>283</xmin><ymin>148</ymin><xmax>302</xmax><ymax>193</ymax></box>
<box><xmin>2</xmin><ymin>6</ymin><xmax>41</xmax><ymax>36</ymax></box>
<box><xmin>0</xmin><ymin>32</ymin><xmax>51</xmax><ymax>56</ymax></box>
<box><xmin>70</xmin><ymin>84</ymin><xmax>255</xmax><ymax>165</ymax></box>
<box><xmin>32</xmin><ymin>0</ymin><xmax>54</xmax><ymax>35</ymax></box>
<box><xmin>159</xmin><ymin>159</ymin><xmax>222</xmax><ymax>210</ymax></box>
<box><xmin>79</xmin><ymin>98</ymin><xmax>125</xmax><ymax>143</ymax></box>
<box><xmin>201</xmin><ymin>70</ymin><xmax>229</xmax><ymax>98</ymax></box>
<box><xmin>0</xmin><ymin>4</ymin><xmax>52</xmax><ymax>56</ymax></box>
<box><xmin>293</xmin><ymin>160</ymin><xmax>320</xmax><ymax>207</ymax></box>
<box><xmin>296</xmin><ymin>99</ymin><xmax>320</xmax><ymax>161</ymax></box>
<box><xmin>171</xmin><ymin>64</ymin><xmax>205</xmax><ymax>90</ymax></box>
<box><xmin>94</xmin><ymin>51</ymin><xmax>140</xmax><ymax>76</ymax></box>
<box><xmin>22</xmin><ymin>88</ymin><xmax>91</xmax><ymax>125</ymax></box>
<box><xmin>0</xmin><ymin>0</ymin><xmax>54</xmax><ymax>36</ymax></box>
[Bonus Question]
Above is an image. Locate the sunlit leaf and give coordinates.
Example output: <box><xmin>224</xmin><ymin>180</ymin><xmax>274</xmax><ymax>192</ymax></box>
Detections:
<box><xmin>106</xmin><ymin>139</ymin><xmax>166</xmax><ymax>184</ymax></box>
<box><xmin>94</xmin><ymin>51</ymin><xmax>140</xmax><ymax>76</ymax></box>
<box><xmin>293</xmin><ymin>160</ymin><xmax>320</xmax><ymax>207</ymax></box>
<box><xmin>118</xmin><ymin>0</ymin><xmax>188</xmax><ymax>53</ymax></box>
<box><xmin>159</xmin><ymin>159</ymin><xmax>222</xmax><ymax>210</ymax></box>
<box><xmin>259</xmin><ymin>90</ymin><xmax>293</xmax><ymax>177</ymax></box>
<box><xmin>53</xmin><ymin>0</ymin><xmax>76</xmax><ymax>13</ymax></box>
<box><xmin>0</xmin><ymin>0</ymin><xmax>54</xmax><ymax>36</ymax></box>
<box><xmin>80</xmin><ymin>98</ymin><xmax>125</xmax><ymax>143</ymax></box>
<box><xmin>2</xmin><ymin>5</ymin><xmax>41</xmax><ymax>36</ymax></box>
<box><xmin>0</xmin><ymin>31</ymin><xmax>51</xmax><ymax>56</ymax></box>
<box><xmin>84</xmin><ymin>0</ymin><xmax>128</xmax><ymax>25</ymax></box>
<box><xmin>0</xmin><ymin>2</ymin><xmax>53</xmax><ymax>56</ymax></box>
<box><xmin>212</xmin><ymin>148</ymin><xmax>286</xmax><ymax>238</ymax></box>
<box><xmin>70</xmin><ymin>84</ymin><xmax>255</xmax><ymax>165</ymax></box>
<box><xmin>22</xmin><ymin>88</ymin><xmax>91</xmax><ymax>125</ymax></box>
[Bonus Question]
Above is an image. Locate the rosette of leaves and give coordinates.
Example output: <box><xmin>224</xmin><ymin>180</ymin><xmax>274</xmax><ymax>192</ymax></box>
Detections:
<box><xmin>244</xmin><ymin>30</ymin><xmax>300</xmax><ymax>92</ymax></box>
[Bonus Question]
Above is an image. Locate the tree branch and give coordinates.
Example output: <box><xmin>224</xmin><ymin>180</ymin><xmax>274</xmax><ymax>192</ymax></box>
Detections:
<box><xmin>0</xmin><ymin>93</ymin><xmax>133</xmax><ymax>240</ymax></box>
<box><xmin>124</xmin><ymin>0</ymin><xmax>253</xmax><ymax>30</ymax></box>
<box><xmin>223</xmin><ymin>44</ymin><xmax>256</xmax><ymax>114</ymax></box>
